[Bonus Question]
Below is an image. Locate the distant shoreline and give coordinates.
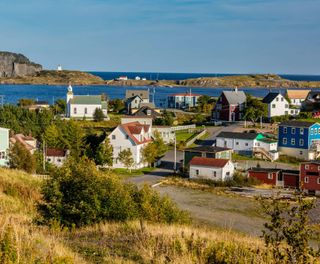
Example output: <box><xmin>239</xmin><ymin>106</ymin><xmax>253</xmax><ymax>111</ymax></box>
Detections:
<box><xmin>1</xmin><ymin>71</ymin><xmax>320</xmax><ymax>89</ymax></box>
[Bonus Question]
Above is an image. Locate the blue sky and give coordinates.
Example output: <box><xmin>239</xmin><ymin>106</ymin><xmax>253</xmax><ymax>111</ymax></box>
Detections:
<box><xmin>1</xmin><ymin>0</ymin><xmax>319</xmax><ymax>74</ymax></box>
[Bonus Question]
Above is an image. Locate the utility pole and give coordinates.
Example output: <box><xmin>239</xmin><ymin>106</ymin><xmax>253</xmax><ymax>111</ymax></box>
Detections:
<box><xmin>174</xmin><ymin>131</ymin><xmax>177</xmax><ymax>173</ymax></box>
<box><xmin>42</xmin><ymin>140</ymin><xmax>46</xmax><ymax>172</ymax></box>
<box><xmin>260</xmin><ymin>116</ymin><xmax>262</xmax><ymax>129</ymax></box>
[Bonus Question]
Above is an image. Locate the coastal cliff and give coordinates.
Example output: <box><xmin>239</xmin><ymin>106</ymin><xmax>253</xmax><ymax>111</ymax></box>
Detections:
<box><xmin>0</xmin><ymin>51</ymin><xmax>42</xmax><ymax>77</ymax></box>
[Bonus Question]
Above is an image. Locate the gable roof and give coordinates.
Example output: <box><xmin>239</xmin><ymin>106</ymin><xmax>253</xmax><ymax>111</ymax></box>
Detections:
<box><xmin>262</xmin><ymin>92</ymin><xmax>281</xmax><ymax>104</ymax></box>
<box><xmin>184</xmin><ymin>146</ymin><xmax>231</xmax><ymax>153</ymax></box>
<box><xmin>216</xmin><ymin>131</ymin><xmax>259</xmax><ymax>140</ymax></box>
<box><xmin>222</xmin><ymin>90</ymin><xmax>246</xmax><ymax>105</ymax></box>
<box><xmin>10</xmin><ymin>134</ymin><xmax>36</xmax><ymax>151</ymax></box>
<box><xmin>119</xmin><ymin>122</ymin><xmax>152</xmax><ymax>145</ymax></box>
<box><xmin>125</xmin><ymin>90</ymin><xmax>149</xmax><ymax>100</ymax></box>
<box><xmin>70</xmin><ymin>95</ymin><xmax>102</xmax><ymax>105</ymax></box>
<box><xmin>279</xmin><ymin>120</ymin><xmax>316</xmax><ymax>128</ymax></box>
<box><xmin>190</xmin><ymin>157</ymin><xmax>229</xmax><ymax>168</ymax></box>
<box><xmin>46</xmin><ymin>148</ymin><xmax>67</xmax><ymax>157</ymax></box>
<box><xmin>286</xmin><ymin>90</ymin><xmax>310</xmax><ymax>100</ymax></box>
<box><xmin>133</xmin><ymin>106</ymin><xmax>161</xmax><ymax>118</ymax></box>
<box><xmin>126</xmin><ymin>95</ymin><xmax>143</xmax><ymax>104</ymax></box>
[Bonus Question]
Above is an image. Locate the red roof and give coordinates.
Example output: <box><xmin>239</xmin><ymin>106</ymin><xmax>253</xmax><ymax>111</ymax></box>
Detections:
<box><xmin>46</xmin><ymin>148</ymin><xmax>67</xmax><ymax>157</ymax></box>
<box><xmin>170</xmin><ymin>93</ymin><xmax>201</xmax><ymax>97</ymax></box>
<box><xmin>189</xmin><ymin>157</ymin><xmax>229</xmax><ymax>168</ymax></box>
<box><xmin>120</xmin><ymin>122</ymin><xmax>152</xmax><ymax>145</ymax></box>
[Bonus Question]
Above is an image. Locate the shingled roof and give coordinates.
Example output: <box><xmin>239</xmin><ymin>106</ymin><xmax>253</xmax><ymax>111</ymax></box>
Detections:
<box><xmin>216</xmin><ymin>131</ymin><xmax>259</xmax><ymax>140</ymax></box>
<box><xmin>286</xmin><ymin>90</ymin><xmax>310</xmax><ymax>100</ymax></box>
<box><xmin>125</xmin><ymin>90</ymin><xmax>149</xmax><ymax>100</ymax></box>
<box><xmin>119</xmin><ymin>122</ymin><xmax>152</xmax><ymax>145</ymax></box>
<box><xmin>262</xmin><ymin>92</ymin><xmax>281</xmax><ymax>104</ymax></box>
<box><xmin>190</xmin><ymin>157</ymin><xmax>229</xmax><ymax>168</ymax></box>
<box><xmin>222</xmin><ymin>90</ymin><xmax>246</xmax><ymax>105</ymax></box>
<box><xmin>279</xmin><ymin>120</ymin><xmax>316</xmax><ymax>128</ymax></box>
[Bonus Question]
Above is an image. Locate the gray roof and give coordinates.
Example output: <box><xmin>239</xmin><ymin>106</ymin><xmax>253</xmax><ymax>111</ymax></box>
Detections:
<box><xmin>126</xmin><ymin>90</ymin><xmax>149</xmax><ymax>100</ymax></box>
<box><xmin>280</xmin><ymin>120</ymin><xmax>316</xmax><ymax>128</ymax></box>
<box><xmin>216</xmin><ymin>131</ymin><xmax>258</xmax><ymax>140</ymax></box>
<box><xmin>70</xmin><ymin>95</ymin><xmax>102</xmax><ymax>105</ymax></box>
<box><xmin>140</xmin><ymin>102</ymin><xmax>155</xmax><ymax>108</ymax></box>
<box><xmin>184</xmin><ymin>146</ymin><xmax>231</xmax><ymax>153</ymax></box>
<box><xmin>223</xmin><ymin>90</ymin><xmax>246</xmax><ymax>105</ymax></box>
<box><xmin>262</xmin><ymin>92</ymin><xmax>280</xmax><ymax>104</ymax></box>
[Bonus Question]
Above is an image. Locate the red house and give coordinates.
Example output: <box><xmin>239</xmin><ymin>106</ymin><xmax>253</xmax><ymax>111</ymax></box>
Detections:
<box><xmin>212</xmin><ymin>89</ymin><xmax>246</xmax><ymax>121</ymax></box>
<box><xmin>248</xmin><ymin>168</ymin><xmax>282</xmax><ymax>186</ymax></box>
<box><xmin>300</xmin><ymin>161</ymin><xmax>320</xmax><ymax>195</ymax></box>
<box><xmin>248</xmin><ymin>168</ymin><xmax>300</xmax><ymax>188</ymax></box>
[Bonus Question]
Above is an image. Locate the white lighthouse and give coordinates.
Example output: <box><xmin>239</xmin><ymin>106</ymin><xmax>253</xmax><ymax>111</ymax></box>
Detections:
<box><xmin>57</xmin><ymin>65</ymin><xmax>62</xmax><ymax>71</ymax></box>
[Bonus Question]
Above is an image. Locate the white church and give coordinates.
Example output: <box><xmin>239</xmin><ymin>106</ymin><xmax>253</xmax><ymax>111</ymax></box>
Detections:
<box><xmin>66</xmin><ymin>84</ymin><xmax>108</xmax><ymax>119</ymax></box>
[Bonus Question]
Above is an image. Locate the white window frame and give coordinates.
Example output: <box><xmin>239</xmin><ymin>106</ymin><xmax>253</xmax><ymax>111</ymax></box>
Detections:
<box><xmin>268</xmin><ymin>173</ymin><xmax>273</xmax><ymax>180</ymax></box>
<box><xmin>299</xmin><ymin>139</ymin><xmax>304</xmax><ymax>146</ymax></box>
<box><xmin>305</xmin><ymin>177</ymin><xmax>309</xmax><ymax>183</ymax></box>
<box><xmin>283</xmin><ymin>127</ymin><xmax>287</xmax><ymax>134</ymax></box>
<box><xmin>300</xmin><ymin>128</ymin><xmax>304</xmax><ymax>135</ymax></box>
<box><xmin>283</xmin><ymin>138</ymin><xmax>287</xmax><ymax>144</ymax></box>
<box><xmin>292</xmin><ymin>128</ymin><xmax>296</xmax><ymax>134</ymax></box>
<box><xmin>305</xmin><ymin>164</ymin><xmax>309</xmax><ymax>169</ymax></box>
<box><xmin>291</xmin><ymin>138</ymin><xmax>295</xmax><ymax>145</ymax></box>
<box><xmin>317</xmin><ymin>178</ymin><xmax>320</xmax><ymax>184</ymax></box>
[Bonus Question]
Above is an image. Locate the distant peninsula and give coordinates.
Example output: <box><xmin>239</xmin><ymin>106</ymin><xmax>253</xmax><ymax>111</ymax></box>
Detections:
<box><xmin>1</xmin><ymin>52</ymin><xmax>320</xmax><ymax>88</ymax></box>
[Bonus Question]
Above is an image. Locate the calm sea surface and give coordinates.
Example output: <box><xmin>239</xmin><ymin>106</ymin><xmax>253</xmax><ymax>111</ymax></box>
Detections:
<box><xmin>0</xmin><ymin>72</ymin><xmax>319</xmax><ymax>107</ymax></box>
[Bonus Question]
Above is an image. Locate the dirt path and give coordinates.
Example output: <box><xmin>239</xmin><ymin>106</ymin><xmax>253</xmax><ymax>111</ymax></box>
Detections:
<box><xmin>155</xmin><ymin>185</ymin><xmax>266</xmax><ymax>236</ymax></box>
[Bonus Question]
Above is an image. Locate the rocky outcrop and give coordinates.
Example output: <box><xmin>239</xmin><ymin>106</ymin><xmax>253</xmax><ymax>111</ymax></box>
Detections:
<box><xmin>0</xmin><ymin>51</ymin><xmax>42</xmax><ymax>77</ymax></box>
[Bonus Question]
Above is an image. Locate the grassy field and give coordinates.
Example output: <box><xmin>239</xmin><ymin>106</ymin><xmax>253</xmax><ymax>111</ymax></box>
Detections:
<box><xmin>1</xmin><ymin>167</ymin><xmax>318</xmax><ymax>263</ymax></box>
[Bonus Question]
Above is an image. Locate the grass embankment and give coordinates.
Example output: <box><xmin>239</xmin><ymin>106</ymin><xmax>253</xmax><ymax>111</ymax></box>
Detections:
<box><xmin>1</xmin><ymin>167</ymin><xmax>316</xmax><ymax>263</ymax></box>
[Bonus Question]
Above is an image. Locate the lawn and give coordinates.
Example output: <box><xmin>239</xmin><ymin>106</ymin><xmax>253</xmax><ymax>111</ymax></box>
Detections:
<box><xmin>113</xmin><ymin>167</ymin><xmax>155</xmax><ymax>177</ymax></box>
<box><xmin>175</xmin><ymin>130</ymin><xmax>197</xmax><ymax>143</ymax></box>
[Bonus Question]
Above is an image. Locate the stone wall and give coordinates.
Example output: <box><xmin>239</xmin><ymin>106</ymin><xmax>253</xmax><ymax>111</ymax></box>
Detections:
<box><xmin>0</xmin><ymin>52</ymin><xmax>42</xmax><ymax>77</ymax></box>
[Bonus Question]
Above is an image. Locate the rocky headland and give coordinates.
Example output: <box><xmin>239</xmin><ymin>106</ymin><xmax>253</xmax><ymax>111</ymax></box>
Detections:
<box><xmin>0</xmin><ymin>51</ymin><xmax>42</xmax><ymax>77</ymax></box>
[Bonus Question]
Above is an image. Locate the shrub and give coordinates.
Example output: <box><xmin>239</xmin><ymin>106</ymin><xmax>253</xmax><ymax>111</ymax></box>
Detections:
<box><xmin>93</xmin><ymin>108</ymin><xmax>105</xmax><ymax>122</ymax></box>
<box><xmin>9</xmin><ymin>142</ymin><xmax>36</xmax><ymax>173</ymax></box>
<box><xmin>37</xmin><ymin>158</ymin><xmax>189</xmax><ymax>228</ymax></box>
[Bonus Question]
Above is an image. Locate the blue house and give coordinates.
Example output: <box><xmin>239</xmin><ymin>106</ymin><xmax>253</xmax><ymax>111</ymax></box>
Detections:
<box><xmin>0</xmin><ymin>127</ymin><xmax>10</xmax><ymax>167</ymax></box>
<box><xmin>278</xmin><ymin>121</ymin><xmax>320</xmax><ymax>160</ymax></box>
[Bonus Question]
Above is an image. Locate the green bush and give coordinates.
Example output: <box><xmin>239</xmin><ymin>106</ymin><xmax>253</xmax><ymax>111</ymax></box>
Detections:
<box><xmin>37</xmin><ymin>158</ymin><xmax>189</xmax><ymax>228</ymax></box>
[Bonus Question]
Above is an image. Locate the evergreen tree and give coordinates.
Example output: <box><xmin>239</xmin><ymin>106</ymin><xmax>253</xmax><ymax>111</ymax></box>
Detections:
<box><xmin>93</xmin><ymin>108</ymin><xmax>105</xmax><ymax>122</ymax></box>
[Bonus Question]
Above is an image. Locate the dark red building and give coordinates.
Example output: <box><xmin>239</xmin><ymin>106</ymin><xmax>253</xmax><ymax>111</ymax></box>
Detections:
<box><xmin>300</xmin><ymin>161</ymin><xmax>320</xmax><ymax>195</ymax></box>
<box><xmin>248</xmin><ymin>168</ymin><xmax>300</xmax><ymax>188</ymax></box>
<box><xmin>212</xmin><ymin>89</ymin><xmax>247</xmax><ymax>121</ymax></box>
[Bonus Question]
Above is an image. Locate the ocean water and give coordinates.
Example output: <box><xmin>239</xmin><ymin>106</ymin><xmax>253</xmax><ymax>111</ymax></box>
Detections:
<box><xmin>0</xmin><ymin>71</ymin><xmax>319</xmax><ymax>107</ymax></box>
<box><xmin>0</xmin><ymin>84</ymin><xmax>314</xmax><ymax>107</ymax></box>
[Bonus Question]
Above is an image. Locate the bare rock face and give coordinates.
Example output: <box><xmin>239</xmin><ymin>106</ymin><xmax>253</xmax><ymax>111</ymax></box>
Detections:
<box><xmin>0</xmin><ymin>51</ymin><xmax>42</xmax><ymax>77</ymax></box>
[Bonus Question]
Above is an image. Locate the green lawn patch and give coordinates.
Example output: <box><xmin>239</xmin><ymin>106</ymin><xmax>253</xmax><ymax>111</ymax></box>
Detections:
<box><xmin>113</xmin><ymin>167</ymin><xmax>156</xmax><ymax>177</ymax></box>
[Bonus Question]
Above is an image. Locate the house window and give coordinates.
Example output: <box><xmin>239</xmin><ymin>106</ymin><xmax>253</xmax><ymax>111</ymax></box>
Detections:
<box><xmin>196</xmin><ymin>169</ymin><xmax>199</xmax><ymax>176</ymax></box>
<box><xmin>305</xmin><ymin>177</ymin><xmax>309</xmax><ymax>183</ymax></box>
<box><xmin>73</xmin><ymin>107</ymin><xmax>77</xmax><ymax>114</ymax></box>
<box><xmin>57</xmin><ymin>159</ymin><xmax>62</xmax><ymax>162</ymax></box>
<box><xmin>311</xmin><ymin>129</ymin><xmax>314</xmax><ymax>135</ymax></box>
<box><xmin>300</xmin><ymin>128</ymin><xmax>304</xmax><ymax>135</ymax></box>
<box><xmin>84</xmin><ymin>107</ymin><xmax>87</xmax><ymax>114</ymax></box>
<box><xmin>272</xmin><ymin>104</ymin><xmax>276</xmax><ymax>108</ymax></box>
<box><xmin>300</xmin><ymin>151</ymin><xmax>303</xmax><ymax>155</ymax></box>
<box><xmin>318</xmin><ymin>128</ymin><xmax>320</xmax><ymax>134</ymax></box>
<box><xmin>268</xmin><ymin>173</ymin><xmax>273</xmax><ymax>180</ymax></box>
<box><xmin>305</xmin><ymin>165</ymin><xmax>309</xmax><ymax>169</ymax></box>
<box><xmin>291</xmin><ymin>139</ymin><xmax>295</xmax><ymax>145</ymax></box>
<box><xmin>245</xmin><ymin>143</ymin><xmax>249</xmax><ymax>146</ymax></box>
<box><xmin>317</xmin><ymin>178</ymin><xmax>320</xmax><ymax>184</ymax></box>
<box><xmin>315</xmin><ymin>129</ymin><xmax>318</xmax><ymax>135</ymax></box>
<box><xmin>299</xmin><ymin>139</ymin><xmax>304</xmax><ymax>146</ymax></box>
<box><xmin>126</xmin><ymin>135</ymin><xmax>129</xmax><ymax>139</ymax></box>
<box><xmin>236</xmin><ymin>142</ymin><xmax>239</xmax><ymax>145</ymax></box>
<box><xmin>283</xmin><ymin>127</ymin><xmax>287</xmax><ymax>134</ymax></box>
<box><xmin>276</xmin><ymin>97</ymin><xmax>279</xmax><ymax>101</ymax></box>
<box><xmin>0</xmin><ymin>151</ymin><xmax>5</xmax><ymax>159</ymax></box>
<box><xmin>285</xmin><ymin>104</ymin><xmax>289</xmax><ymax>108</ymax></box>
<box><xmin>213</xmin><ymin>171</ymin><xmax>217</xmax><ymax>177</ymax></box>
<box><xmin>292</xmin><ymin>128</ymin><xmax>295</xmax><ymax>134</ymax></box>
<box><xmin>281</xmin><ymin>97</ymin><xmax>284</xmax><ymax>101</ymax></box>
<box><xmin>112</xmin><ymin>135</ymin><xmax>116</xmax><ymax>140</ymax></box>
<box><xmin>226</xmin><ymin>172</ymin><xmax>230</xmax><ymax>176</ymax></box>
<box><xmin>283</xmin><ymin>138</ymin><xmax>287</xmax><ymax>144</ymax></box>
